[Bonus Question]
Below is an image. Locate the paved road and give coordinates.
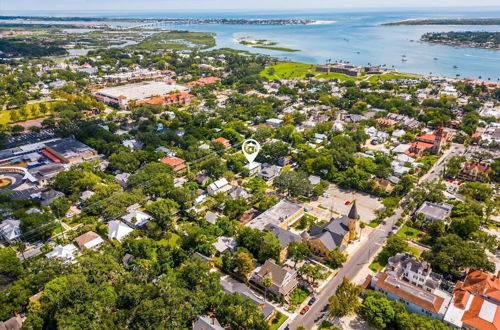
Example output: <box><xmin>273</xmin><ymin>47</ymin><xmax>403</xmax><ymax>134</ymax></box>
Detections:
<box><xmin>288</xmin><ymin>143</ymin><xmax>467</xmax><ymax>329</ymax></box>
<box><xmin>421</xmin><ymin>143</ymin><xmax>466</xmax><ymax>183</ymax></box>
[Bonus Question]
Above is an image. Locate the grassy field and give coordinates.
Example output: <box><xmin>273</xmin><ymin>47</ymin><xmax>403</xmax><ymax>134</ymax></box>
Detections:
<box><xmin>0</xmin><ymin>100</ymin><xmax>60</xmax><ymax>125</ymax></box>
<box><xmin>132</xmin><ymin>31</ymin><xmax>216</xmax><ymax>51</ymax></box>
<box><xmin>260</xmin><ymin>62</ymin><xmax>421</xmax><ymax>82</ymax></box>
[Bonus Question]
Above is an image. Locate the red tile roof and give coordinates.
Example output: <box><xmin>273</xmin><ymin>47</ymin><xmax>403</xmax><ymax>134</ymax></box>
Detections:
<box><xmin>409</xmin><ymin>141</ymin><xmax>434</xmax><ymax>151</ymax></box>
<box><xmin>453</xmin><ymin>270</ymin><xmax>500</xmax><ymax>330</ymax></box>
<box><xmin>461</xmin><ymin>295</ymin><xmax>500</xmax><ymax>330</ymax></box>
<box><xmin>186</xmin><ymin>77</ymin><xmax>221</xmax><ymax>86</ymax></box>
<box><xmin>160</xmin><ymin>157</ymin><xmax>185</xmax><ymax>167</ymax></box>
<box><xmin>214</xmin><ymin>137</ymin><xmax>230</xmax><ymax>144</ymax></box>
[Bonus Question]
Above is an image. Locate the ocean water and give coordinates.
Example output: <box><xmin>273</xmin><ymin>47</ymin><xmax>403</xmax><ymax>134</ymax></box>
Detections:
<box><xmin>4</xmin><ymin>8</ymin><xmax>500</xmax><ymax>80</ymax></box>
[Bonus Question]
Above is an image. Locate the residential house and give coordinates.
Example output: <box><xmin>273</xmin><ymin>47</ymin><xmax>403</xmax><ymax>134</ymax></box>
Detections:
<box><xmin>207</xmin><ymin>178</ymin><xmax>232</xmax><ymax>196</ymax></box>
<box><xmin>314</xmin><ymin>133</ymin><xmax>327</xmax><ymax>144</ymax></box>
<box><xmin>195</xmin><ymin>172</ymin><xmax>210</xmax><ymax>186</ymax></box>
<box><xmin>205</xmin><ymin>211</ymin><xmax>220</xmax><ymax>225</ymax></box>
<box><xmin>251</xmin><ymin>259</ymin><xmax>298</xmax><ymax>300</ymax></box>
<box><xmin>114</xmin><ymin>173</ymin><xmax>130</xmax><ymax>188</ymax></box>
<box><xmin>265</xmin><ymin>118</ymin><xmax>283</xmax><ymax>127</ymax></box>
<box><xmin>246</xmin><ymin>199</ymin><xmax>304</xmax><ymax>230</ymax></box>
<box><xmin>39</xmin><ymin>189</ymin><xmax>64</xmax><ymax>206</ymax></box>
<box><xmin>416</xmin><ymin>201</ymin><xmax>453</xmax><ymax>222</ymax></box>
<box><xmin>220</xmin><ymin>276</ymin><xmax>275</xmax><ymax>320</ymax></box>
<box><xmin>387</xmin><ymin>253</ymin><xmax>443</xmax><ymax>293</ymax></box>
<box><xmin>278</xmin><ymin>156</ymin><xmax>292</xmax><ymax>167</ymax></box>
<box><xmin>213</xmin><ymin>236</ymin><xmax>238</xmax><ymax>255</ymax></box>
<box><xmin>302</xmin><ymin>202</ymin><xmax>360</xmax><ymax>255</ymax></box>
<box><xmin>307</xmin><ymin>175</ymin><xmax>321</xmax><ymax>186</ymax></box>
<box><xmin>259</xmin><ymin>164</ymin><xmax>282</xmax><ymax>181</ymax></box>
<box><xmin>192</xmin><ymin>315</ymin><xmax>224</xmax><ymax>330</ymax></box>
<box><xmin>444</xmin><ymin>270</ymin><xmax>500</xmax><ymax>329</ymax></box>
<box><xmin>160</xmin><ymin>156</ymin><xmax>187</xmax><ymax>172</ymax></box>
<box><xmin>46</xmin><ymin>244</ymin><xmax>78</xmax><ymax>261</ymax></box>
<box><xmin>108</xmin><ymin>220</ymin><xmax>134</xmax><ymax>242</ymax></box>
<box><xmin>459</xmin><ymin>162</ymin><xmax>491</xmax><ymax>182</ymax></box>
<box><xmin>121</xmin><ymin>210</ymin><xmax>152</xmax><ymax>228</ymax></box>
<box><xmin>229</xmin><ymin>186</ymin><xmax>251</xmax><ymax>200</ymax></box>
<box><xmin>369</xmin><ymin>271</ymin><xmax>451</xmax><ymax>320</ymax></box>
<box><xmin>80</xmin><ymin>190</ymin><xmax>95</xmax><ymax>202</ymax></box>
<box><xmin>244</xmin><ymin>162</ymin><xmax>262</xmax><ymax>176</ymax></box>
<box><xmin>122</xmin><ymin>139</ymin><xmax>144</xmax><ymax>151</ymax></box>
<box><xmin>213</xmin><ymin>137</ymin><xmax>231</xmax><ymax>149</ymax></box>
<box><xmin>74</xmin><ymin>231</ymin><xmax>104</xmax><ymax>250</ymax></box>
<box><xmin>0</xmin><ymin>219</ymin><xmax>21</xmax><ymax>242</ymax></box>
<box><xmin>0</xmin><ymin>315</ymin><xmax>23</xmax><ymax>330</ymax></box>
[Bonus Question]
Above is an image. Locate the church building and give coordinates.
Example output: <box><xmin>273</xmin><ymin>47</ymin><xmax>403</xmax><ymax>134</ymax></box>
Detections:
<box><xmin>301</xmin><ymin>201</ymin><xmax>360</xmax><ymax>256</ymax></box>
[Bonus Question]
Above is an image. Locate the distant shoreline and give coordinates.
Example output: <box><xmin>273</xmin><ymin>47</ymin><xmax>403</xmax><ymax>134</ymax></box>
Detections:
<box><xmin>0</xmin><ymin>16</ymin><xmax>334</xmax><ymax>26</ymax></box>
<box><xmin>383</xmin><ymin>17</ymin><xmax>500</xmax><ymax>26</ymax></box>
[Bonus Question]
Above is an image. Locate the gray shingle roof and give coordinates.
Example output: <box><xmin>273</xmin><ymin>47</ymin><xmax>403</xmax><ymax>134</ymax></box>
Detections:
<box><xmin>264</xmin><ymin>224</ymin><xmax>301</xmax><ymax>248</ymax></box>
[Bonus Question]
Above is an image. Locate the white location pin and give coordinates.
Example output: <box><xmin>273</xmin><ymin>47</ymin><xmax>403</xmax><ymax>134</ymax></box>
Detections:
<box><xmin>242</xmin><ymin>139</ymin><xmax>261</xmax><ymax>164</ymax></box>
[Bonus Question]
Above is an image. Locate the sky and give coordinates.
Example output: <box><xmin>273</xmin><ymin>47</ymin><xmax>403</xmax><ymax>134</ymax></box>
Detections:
<box><xmin>2</xmin><ymin>0</ymin><xmax>500</xmax><ymax>12</ymax></box>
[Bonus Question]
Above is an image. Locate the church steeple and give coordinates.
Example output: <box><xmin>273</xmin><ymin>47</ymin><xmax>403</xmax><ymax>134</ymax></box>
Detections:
<box><xmin>348</xmin><ymin>201</ymin><xmax>359</xmax><ymax>220</ymax></box>
<box><xmin>348</xmin><ymin>201</ymin><xmax>360</xmax><ymax>241</ymax></box>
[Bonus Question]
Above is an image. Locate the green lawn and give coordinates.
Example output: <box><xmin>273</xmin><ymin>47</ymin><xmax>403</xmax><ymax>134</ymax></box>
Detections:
<box><xmin>260</xmin><ymin>62</ymin><xmax>317</xmax><ymax>80</ymax></box>
<box><xmin>367</xmin><ymin>72</ymin><xmax>422</xmax><ymax>84</ymax></box>
<box><xmin>396</xmin><ymin>225</ymin><xmax>424</xmax><ymax>240</ymax></box>
<box><xmin>270</xmin><ymin>312</ymin><xmax>288</xmax><ymax>330</ymax></box>
<box><xmin>157</xmin><ymin>233</ymin><xmax>180</xmax><ymax>248</ymax></box>
<box><xmin>260</xmin><ymin>62</ymin><xmax>422</xmax><ymax>83</ymax></box>
<box><xmin>289</xmin><ymin>287</ymin><xmax>310</xmax><ymax>306</ymax></box>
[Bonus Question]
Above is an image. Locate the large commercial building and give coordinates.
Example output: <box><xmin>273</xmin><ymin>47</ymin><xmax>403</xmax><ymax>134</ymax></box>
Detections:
<box><xmin>92</xmin><ymin>81</ymin><xmax>187</xmax><ymax>109</ymax></box>
<box><xmin>44</xmin><ymin>138</ymin><xmax>98</xmax><ymax>164</ymax></box>
<box><xmin>246</xmin><ymin>199</ymin><xmax>303</xmax><ymax>230</ymax></box>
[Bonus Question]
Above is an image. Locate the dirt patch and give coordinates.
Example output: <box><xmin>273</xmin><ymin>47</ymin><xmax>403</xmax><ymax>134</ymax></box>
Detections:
<box><xmin>0</xmin><ymin>178</ymin><xmax>12</xmax><ymax>188</ymax></box>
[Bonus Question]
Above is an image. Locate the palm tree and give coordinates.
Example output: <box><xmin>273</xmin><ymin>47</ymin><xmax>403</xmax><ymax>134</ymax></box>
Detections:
<box><xmin>16</xmin><ymin>242</ymin><xmax>27</xmax><ymax>260</ymax></box>
<box><xmin>263</xmin><ymin>275</ymin><xmax>273</xmax><ymax>302</ymax></box>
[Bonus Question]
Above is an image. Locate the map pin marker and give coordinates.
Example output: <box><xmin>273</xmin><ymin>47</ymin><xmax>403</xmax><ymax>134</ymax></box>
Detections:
<box><xmin>242</xmin><ymin>139</ymin><xmax>261</xmax><ymax>164</ymax></box>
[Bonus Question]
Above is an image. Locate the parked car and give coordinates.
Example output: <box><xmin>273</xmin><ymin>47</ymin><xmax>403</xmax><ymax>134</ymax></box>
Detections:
<box><xmin>300</xmin><ymin>306</ymin><xmax>310</xmax><ymax>315</ymax></box>
<box><xmin>308</xmin><ymin>297</ymin><xmax>317</xmax><ymax>306</ymax></box>
<box><xmin>345</xmin><ymin>201</ymin><xmax>351</xmax><ymax>205</ymax></box>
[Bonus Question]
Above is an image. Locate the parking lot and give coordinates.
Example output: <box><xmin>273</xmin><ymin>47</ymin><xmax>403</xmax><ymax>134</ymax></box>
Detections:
<box><xmin>313</xmin><ymin>184</ymin><xmax>384</xmax><ymax>223</ymax></box>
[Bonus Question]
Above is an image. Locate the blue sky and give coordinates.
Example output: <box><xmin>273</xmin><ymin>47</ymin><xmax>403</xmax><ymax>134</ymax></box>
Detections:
<box><xmin>3</xmin><ymin>0</ymin><xmax>500</xmax><ymax>11</ymax></box>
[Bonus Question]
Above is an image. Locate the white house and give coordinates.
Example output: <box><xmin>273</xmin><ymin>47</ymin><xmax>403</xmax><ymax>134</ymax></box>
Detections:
<box><xmin>108</xmin><ymin>220</ymin><xmax>134</xmax><ymax>242</ymax></box>
<box><xmin>121</xmin><ymin>210</ymin><xmax>152</xmax><ymax>228</ymax></box>
<box><xmin>266</xmin><ymin>118</ymin><xmax>283</xmax><ymax>127</ymax></box>
<box><xmin>0</xmin><ymin>219</ymin><xmax>21</xmax><ymax>242</ymax></box>
<box><xmin>75</xmin><ymin>231</ymin><xmax>104</xmax><ymax>251</ymax></box>
<box><xmin>207</xmin><ymin>178</ymin><xmax>232</xmax><ymax>196</ymax></box>
<box><xmin>244</xmin><ymin>162</ymin><xmax>262</xmax><ymax>176</ymax></box>
<box><xmin>46</xmin><ymin>244</ymin><xmax>78</xmax><ymax>261</ymax></box>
